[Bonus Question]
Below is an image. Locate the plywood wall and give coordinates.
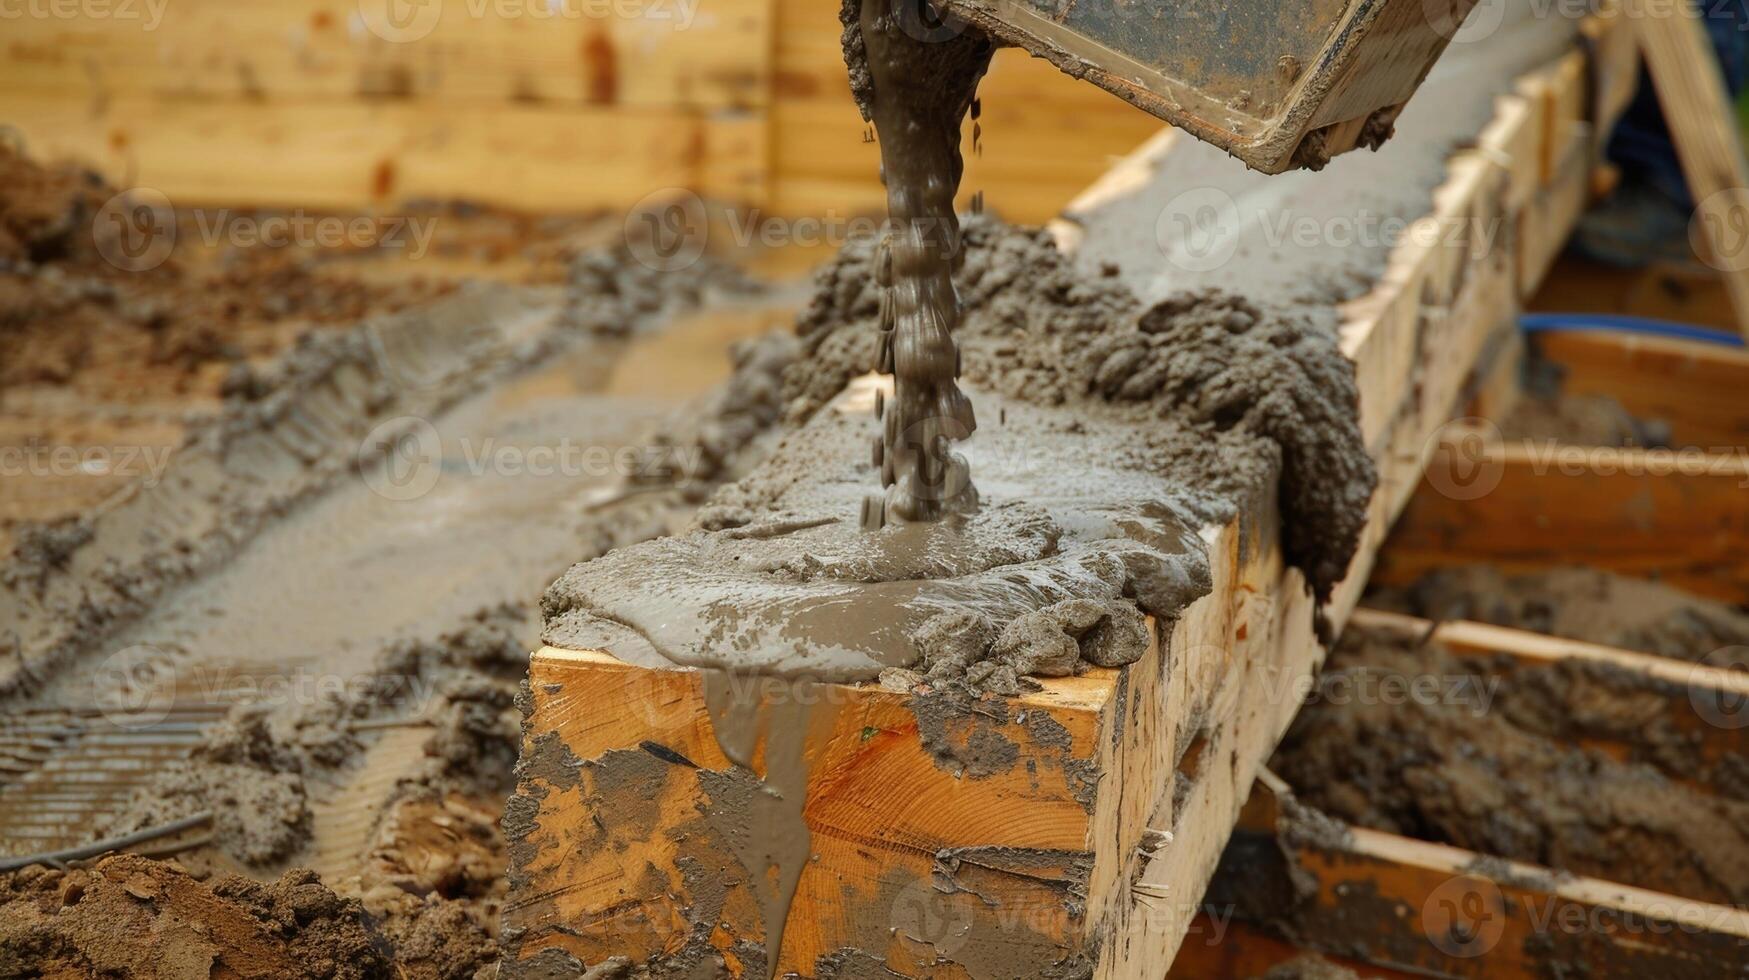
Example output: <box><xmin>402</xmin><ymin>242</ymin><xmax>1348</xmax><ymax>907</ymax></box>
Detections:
<box><xmin>0</xmin><ymin>0</ymin><xmax>1160</xmax><ymax>222</ymax></box>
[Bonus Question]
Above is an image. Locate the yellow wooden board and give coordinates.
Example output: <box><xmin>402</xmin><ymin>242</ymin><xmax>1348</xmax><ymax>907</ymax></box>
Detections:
<box><xmin>0</xmin><ymin>0</ymin><xmax>770</xmax><ymax>109</ymax></box>
<box><xmin>0</xmin><ymin>93</ymin><xmax>767</xmax><ymax>211</ymax></box>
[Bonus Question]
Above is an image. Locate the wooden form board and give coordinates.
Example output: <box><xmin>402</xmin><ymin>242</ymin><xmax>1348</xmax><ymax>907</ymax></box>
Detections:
<box><xmin>0</xmin><ymin>0</ymin><xmax>1158</xmax><ymax>220</ymax></box>
<box><xmin>0</xmin><ymin>0</ymin><xmax>771</xmax><ymax>109</ymax></box>
<box><xmin>1374</xmin><ymin>427</ymin><xmax>1749</xmax><ymax>605</ymax></box>
<box><xmin>1625</xmin><ymin>0</ymin><xmax>1749</xmax><ymax>337</ymax></box>
<box><xmin>500</xmin><ymin>18</ymin><xmax>1642</xmax><ymax>978</ymax></box>
<box><xmin>1351</xmin><ymin>608</ymin><xmax>1749</xmax><ymax>795</ymax></box>
<box><xmin>0</xmin><ymin>94</ymin><xmax>767</xmax><ymax>213</ymax></box>
<box><xmin>1529</xmin><ymin>328</ymin><xmax>1749</xmax><ymax>449</ymax></box>
<box><xmin>1183</xmin><ymin>769</ymin><xmax>1749</xmax><ymax>979</ymax></box>
<box><xmin>1176</xmin><ymin>604</ymin><xmax>1749</xmax><ymax>979</ymax></box>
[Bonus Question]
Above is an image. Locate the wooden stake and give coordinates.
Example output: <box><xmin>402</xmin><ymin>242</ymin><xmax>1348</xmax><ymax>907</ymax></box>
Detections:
<box><xmin>1627</xmin><ymin>0</ymin><xmax>1749</xmax><ymax>337</ymax></box>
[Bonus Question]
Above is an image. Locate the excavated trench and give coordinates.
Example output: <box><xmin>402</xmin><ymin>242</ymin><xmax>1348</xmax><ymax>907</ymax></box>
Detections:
<box><xmin>0</xmin><ymin>143</ymin><xmax>808</xmax><ymax>974</ymax></box>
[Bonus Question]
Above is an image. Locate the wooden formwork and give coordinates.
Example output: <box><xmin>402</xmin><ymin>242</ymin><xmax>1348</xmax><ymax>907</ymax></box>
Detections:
<box><xmin>1177</xmin><ymin>304</ymin><xmax>1749</xmax><ymax>977</ymax></box>
<box><xmin>500</xmin><ymin>16</ymin><xmax>1646</xmax><ymax>979</ymax></box>
<box><xmin>0</xmin><ymin>0</ymin><xmax>1158</xmax><ymax>222</ymax></box>
<box><xmin>1171</xmin><ymin>610</ymin><xmax>1749</xmax><ymax>978</ymax></box>
<box><xmin>1377</xmin><ymin>330</ymin><xmax>1749</xmax><ymax>605</ymax></box>
<box><xmin>1175</xmin><ymin>764</ymin><xmax>1749</xmax><ymax>978</ymax></box>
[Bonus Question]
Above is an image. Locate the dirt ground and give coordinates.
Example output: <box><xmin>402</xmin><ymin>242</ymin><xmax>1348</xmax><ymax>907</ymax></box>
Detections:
<box><xmin>1272</xmin><ymin>622</ymin><xmax>1749</xmax><ymax>907</ymax></box>
<box><xmin>0</xmin><ymin>146</ymin><xmax>794</xmax><ymax>978</ymax></box>
<box><xmin>0</xmin><ymin>144</ymin><xmax>625</xmax><ymax>549</ymax></box>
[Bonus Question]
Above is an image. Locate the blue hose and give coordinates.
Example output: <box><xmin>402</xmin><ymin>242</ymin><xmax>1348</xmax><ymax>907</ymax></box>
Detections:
<box><xmin>1519</xmin><ymin>313</ymin><xmax>1745</xmax><ymax>348</ymax></box>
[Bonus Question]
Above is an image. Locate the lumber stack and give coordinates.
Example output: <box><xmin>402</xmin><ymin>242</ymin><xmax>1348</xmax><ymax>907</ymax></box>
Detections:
<box><xmin>499</xmin><ymin>15</ymin><xmax>1643</xmax><ymax>978</ymax></box>
<box><xmin>0</xmin><ymin>0</ymin><xmax>1158</xmax><ymax>221</ymax></box>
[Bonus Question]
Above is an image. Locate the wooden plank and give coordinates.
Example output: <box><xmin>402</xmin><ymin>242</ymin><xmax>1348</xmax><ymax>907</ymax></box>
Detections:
<box><xmin>506</xmin><ymin>501</ymin><xmax>1291</xmax><ymax>977</ymax></box>
<box><xmin>0</xmin><ymin>0</ymin><xmax>770</xmax><ymax>109</ymax></box>
<box><xmin>1197</xmin><ymin>770</ymin><xmax>1749</xmax><ymax>979</ymax></box>
<box><xmin>1626</xmin><ymin>0</ymin><xmax>1749</xmax><ymax>337</ymax></box>
<box><xmin>502</xmin><ymin>20</ymin><xmax>1639</xmax><ymax>979</ymax></box>
<box><xmin>1529</xmin><ymin>254</ymin><xmax>1741</xmax><ymax>336</ymax></box>
<box><xmin>1168</xmin><ymin>917</ymin><xmax>1423</xmax><ymax>979</ymax></box>
<box><xmin>1350</xmin><ymin>608</ymin><xmax>1749</xmax><ymax>798</ymax></box>
<box><xmin>1529</xmin><ymin>329</ymin><xmax>1749</xmax><ymax>449</ymax></box>
<box><xmin>1376</xmin><ymin>432</ymin><xmax>1749</xmax><ymax>604</ymax></box>
<box><xmin>0</xmin><ymin>93</ymin><xmax>766</xmax><ymax>211</ymax></box>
